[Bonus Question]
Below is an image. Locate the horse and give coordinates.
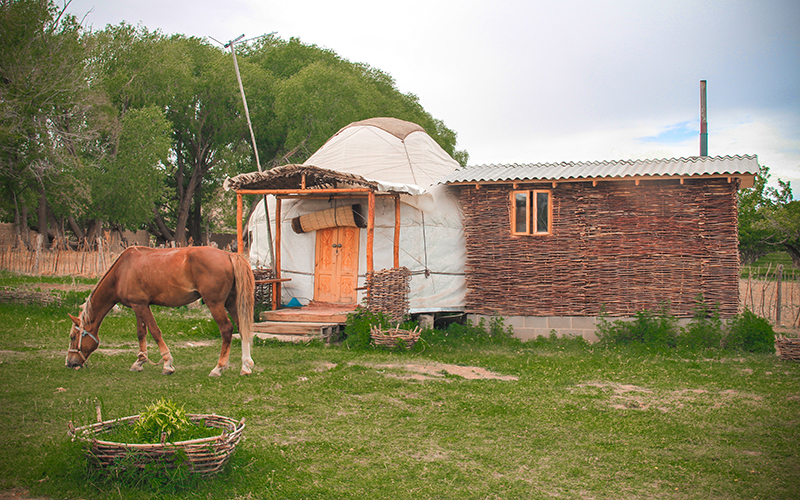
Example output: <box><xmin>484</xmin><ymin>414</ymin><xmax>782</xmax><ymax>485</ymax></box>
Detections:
<box><xmin>65</xmin><ymin>246</ymin><xmax>255</xmax><ymax>377</ymax></box>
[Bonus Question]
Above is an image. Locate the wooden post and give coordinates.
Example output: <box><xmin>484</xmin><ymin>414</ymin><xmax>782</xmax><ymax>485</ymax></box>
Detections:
<box><xmin>236</xmin><ymin>193</ymin><xmax>243</xmax><ymax>254</ymax></box>
<box><xmin>394</xmin><ymin>196</ymin><xmax>401</xmax><ymax>269</ymax></box>
<box><xmin>367</xmin><ymin>191</ymin><xmax>375</xmax><ymax>275</ymax></box>
<box><xmin>274</xmin><ymin>197</ymin><xmax>282</xmax><ymax>310</ymax></box>
<box><xmin>776</xmin><ymin>264</ymin><xmax>783</xmax><ymax>325</ymax></box>
<box><xmin>34</xmin><ymin>233</ymin><xmax>42</xmax><ymax>275</ymax></box>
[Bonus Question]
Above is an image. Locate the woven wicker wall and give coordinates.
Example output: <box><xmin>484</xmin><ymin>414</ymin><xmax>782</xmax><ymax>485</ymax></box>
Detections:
<box><xmin>366</xmin><ymin>267</ymin><xmax>411</xmax><ymax>323</ymax></box>
<box><xmin>458</xmin><ymin>178</ymin><xmax>740</xmax><ymax>317</ymax></box>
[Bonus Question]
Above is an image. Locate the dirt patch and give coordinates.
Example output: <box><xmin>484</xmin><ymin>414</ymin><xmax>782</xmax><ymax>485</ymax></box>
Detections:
<box><xmin>365</xmin><ymin>362</ymin><xmax>518</xmax><ymax>381</ymax></box>
<box><xmin>0</xmin><ymin>489</ymin><xmax>50</xmax><ymax>500</ymax></box>
<box><xmin>18</xmin><ymin>283</ymin><xmax>93</xmax><ymax>292</ymax></box>
<box><xmin>572</xmin><ymin>381</ymin><xmax>764</xmax><ymax>412</ymax></box>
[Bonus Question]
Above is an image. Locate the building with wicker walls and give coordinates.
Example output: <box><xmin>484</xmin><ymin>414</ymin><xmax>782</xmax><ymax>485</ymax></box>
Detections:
<box><xmin>440</xmin><ymin>155</ymin><xmax>759</xmax><ymax>341</ymax></box>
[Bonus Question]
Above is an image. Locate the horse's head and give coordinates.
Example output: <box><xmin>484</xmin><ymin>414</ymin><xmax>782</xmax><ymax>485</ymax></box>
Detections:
<box><xmin>65</xmin><ymin>313</ymin><xmax>100</xmax><ymax>369</ymax></box>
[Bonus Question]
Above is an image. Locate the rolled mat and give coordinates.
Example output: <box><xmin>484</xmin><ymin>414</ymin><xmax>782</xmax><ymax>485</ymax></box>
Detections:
<box><xmin>291</xmin><ymin>204</ymin><xmax>366</xmax><ymax>234</ymax></box>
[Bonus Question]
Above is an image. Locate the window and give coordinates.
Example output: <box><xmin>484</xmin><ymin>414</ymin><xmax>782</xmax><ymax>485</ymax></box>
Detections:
<box><xmin>511</xmin><ymin>190</ymin><xmax>551</xmax><ymax>235</ymax></box>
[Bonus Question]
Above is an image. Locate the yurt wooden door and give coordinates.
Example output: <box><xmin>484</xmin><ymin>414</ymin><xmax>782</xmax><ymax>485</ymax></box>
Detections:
<box><xmin>314</xmin><ymin>226</ymin><xmax>360</xmax><ymax>303</ymax></box>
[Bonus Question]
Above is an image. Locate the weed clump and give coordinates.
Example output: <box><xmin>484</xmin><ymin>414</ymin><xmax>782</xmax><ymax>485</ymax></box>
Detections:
<box><xmin>597</xmin><ymin>303</ymin><xmax>678</xmax><ymax>350</ymax></box>
<box><xmin>343</xmin><ymin>310</ymin><xmax>516</xmax><ymax>350</ymax></box>
<box><xmin>725</xmin><ymin>308</ymin><xmax>775</xmax><ymax>353</ymax></box>
<box><xmin>597</xmin><ymin>297</ymin><xmax>775</xmax><ymax>354</ymax></box>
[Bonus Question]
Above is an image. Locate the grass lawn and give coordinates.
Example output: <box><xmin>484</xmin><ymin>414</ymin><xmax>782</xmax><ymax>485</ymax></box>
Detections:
<box><xmin>0</xmin><ymin>274</ymin><xmax>798</xmax><ymax>499</ymax></box>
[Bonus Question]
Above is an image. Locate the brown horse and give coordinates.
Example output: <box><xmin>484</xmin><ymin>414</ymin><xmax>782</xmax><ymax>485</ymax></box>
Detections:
<box><xmin>66</xmin><ymin>246</ymin><xmax>255</xmax><ymax>376</ymax></box>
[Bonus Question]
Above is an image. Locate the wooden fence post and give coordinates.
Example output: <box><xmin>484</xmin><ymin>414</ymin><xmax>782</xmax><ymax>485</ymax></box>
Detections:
<box><xmin>34</xmin><ymin>233</ymin><xmax>43</xmax><ymax>275</ymax></box>
<box><xmin>776</xmin><ymin>264</ymin><xmax>783</xmax><ymax>325</ymax></box>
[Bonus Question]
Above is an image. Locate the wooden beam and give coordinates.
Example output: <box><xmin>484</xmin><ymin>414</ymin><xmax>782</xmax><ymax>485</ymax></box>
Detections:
<box><xmin>301</xmin><ymin>173</ymin><xmax>306</xmax><ymax>189</ymax></box>
<box><xmin>274</xmin><ymin>197</ymin><xmax>282</xmax><ymax>310</ymax></box>
<box><xmin>236</xmin><ymin>187</ymin><xmax>372</xmax><ymax>196</ymax></box>
<box><xmin>367</xmin><ymin>190</ymin><xmax>375</xmax><ymax>275</ymax></box>
<box><xmin>394</xmin><ymin>196</ymin><xmax>401</xmax><ymax>269</ymax></box>
<box><xmin>236</xmin><ymin>193</ymin><xmax>243</xmax><ymax>254</ymax></box>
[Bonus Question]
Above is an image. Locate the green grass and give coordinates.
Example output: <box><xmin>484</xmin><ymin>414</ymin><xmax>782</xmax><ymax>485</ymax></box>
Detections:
<box><xmin>0</xmin><ymin>270</ymin><xmax>98</xmax><ymax>288</ymax></box>
<box><xmin>0</xmin><ymin>287</ymin><xmax>798</xmax><ymax>499</ymax></box>
<box><xmin>742</xmin><ymin>251</ymin><xmax>797</xmax><ymax>278</ymax></box>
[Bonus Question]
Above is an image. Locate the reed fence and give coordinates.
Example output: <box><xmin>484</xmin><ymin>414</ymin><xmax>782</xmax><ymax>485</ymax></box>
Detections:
<box><xmin>0</xmin><ymin>242</ymin><xmax>117</xmax><ymax>278</ymax></box>
<box><xmin>741</xmin><ymin>264</ymin><xmax>800</xmax><ymax>329</ymax></box>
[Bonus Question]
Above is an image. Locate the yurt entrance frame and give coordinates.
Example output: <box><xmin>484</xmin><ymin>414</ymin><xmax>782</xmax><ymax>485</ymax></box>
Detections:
<box><xmin>235</xmin><ymin>185</ymin><xmax>402</xmax><ymax>310</ymax></box>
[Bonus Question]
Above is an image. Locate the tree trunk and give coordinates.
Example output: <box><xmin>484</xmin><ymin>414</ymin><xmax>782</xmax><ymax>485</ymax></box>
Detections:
<box><xmin>174</xmin><ymin>165</ymin><xmax>203</xmax><ymax>246</ymax></box>
<box><xmin>13</xmin><ymin>204</ymin><xmax>21</xmax><ymax>248</ymax></box>
<box><xmin>152</xmin><ymin>208</ymin><xmax>175</xmax><ymax>244</ymax></box>
<box><xmin>85</xmin><ymin>219</ymin><xmax>103</xmax><ymax>248</ymax></box>
<box><xmin>67</xmin><ymin>214</ymin><xmax>85</xmax><ymax>241</ymax></box>
<box><xmin>37</xmin><ymin>189</ymin><xmax>49</xmax><ymax>248</ymax></box>
<box><xmin>190</xmin><ymin>183</ymin><xmax>203</xmax><ymax>244</ymax></box>
<box><xmin>45</xmin><ymin>202</ymin><xmax>64</xmax><ymax>248</ymax></box>
<box><xmin>20</xmin><ymin>204</ymin><xmax>30</xmax><ymax>249</ymax></box>
<box><xmin>786</xmin><ymin>244</ymin><xmax>800</xmax><ymax>269</ymax></box>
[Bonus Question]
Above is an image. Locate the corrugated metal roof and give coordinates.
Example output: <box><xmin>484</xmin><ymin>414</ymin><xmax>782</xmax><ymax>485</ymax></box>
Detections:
<box><xmin>440</xmin><ymin>154</ymin><xmax>760</xmax><ymax>184</ymax></box>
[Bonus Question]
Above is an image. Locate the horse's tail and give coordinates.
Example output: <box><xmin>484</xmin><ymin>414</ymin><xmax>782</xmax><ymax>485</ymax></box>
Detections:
<box><xmin>230</xmin><ymin>253</ymin><xmax>255</xmax><ymax>346</ymax></box>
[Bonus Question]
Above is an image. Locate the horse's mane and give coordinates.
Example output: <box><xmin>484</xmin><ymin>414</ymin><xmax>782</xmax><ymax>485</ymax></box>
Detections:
<box><xmin>80</xmin><ymin>247</ymin><xmax>134</xmax><ymax>326</ymax></box>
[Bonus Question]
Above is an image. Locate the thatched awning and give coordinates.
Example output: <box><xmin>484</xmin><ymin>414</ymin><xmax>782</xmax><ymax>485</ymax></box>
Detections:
<box><xmin>223</xmin><ymin>164</ymin><xmax>379</xmax><ymax>192</ymax></box>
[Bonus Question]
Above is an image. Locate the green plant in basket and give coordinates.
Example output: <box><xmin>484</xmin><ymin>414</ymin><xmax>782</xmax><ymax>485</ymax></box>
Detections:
<box><xmin>132</xmin><ymin>398</ymin><xmax>218</xmax><ymax>443</ymax></box>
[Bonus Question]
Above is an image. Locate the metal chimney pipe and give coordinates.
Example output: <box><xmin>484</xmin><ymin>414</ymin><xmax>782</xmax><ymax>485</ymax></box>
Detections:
<box><xmin>700</xmin><ymin>80</ymin><xmax>708</xmax><ymax>156</ymax></box>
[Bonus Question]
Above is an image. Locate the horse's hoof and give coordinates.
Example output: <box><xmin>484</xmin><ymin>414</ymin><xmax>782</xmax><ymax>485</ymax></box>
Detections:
<box><xmin>130</xmin><ymin>362</ymin><xmax>144</xmax><ymax>372</ymax></box>
<box><xmin>240</xmin><ymin>367</ymin><xmax>252</xmax><ymax>375</ymax></box>
<box><xmin>208</xmin><ymin>368</ymin><xmax>222</xmax><ymax>377</ymax></box>
<box><xmin>162</xmin><ymin>367</ymin><xmax>175</xmax><ymax>375</ymax></box>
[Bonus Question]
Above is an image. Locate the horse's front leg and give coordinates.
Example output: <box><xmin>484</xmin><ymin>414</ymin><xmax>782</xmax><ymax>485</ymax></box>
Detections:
<box><xmin>207</xmin><ymin>303</ymin><xmax>234</xmax><ymax>377</ymax></box>
<box><xmin>130</xmin><ymin>313</ymin><xmax>149</xmax><ymax>372</ymax></box>
<box><xmin>132</xmin><ymin>304</ymin><xmax>175</xmax><ymax>375</ymax></box>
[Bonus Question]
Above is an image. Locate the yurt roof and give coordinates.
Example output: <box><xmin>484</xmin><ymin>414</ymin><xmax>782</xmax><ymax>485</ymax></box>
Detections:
<box><xmin>302</xmin><ymin>117</ymin><xmax>460</xmax><ymax>188</ymax></box>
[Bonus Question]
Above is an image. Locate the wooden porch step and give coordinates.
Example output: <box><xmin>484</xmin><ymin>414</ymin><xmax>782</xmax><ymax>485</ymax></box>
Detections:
<box><xmin>259</xmin><ymin>302</ymin><xmax>356</xmax><ymax>324</ymax></box>
<box><xmin>251</xmin><ymin>321</ymin><xmax>343</xmax><ymax>343</ymax></box>
<box><xmin>260</xmin><ymin>309</ymin><xmax>350</xmax><ymax>323</ymax></box>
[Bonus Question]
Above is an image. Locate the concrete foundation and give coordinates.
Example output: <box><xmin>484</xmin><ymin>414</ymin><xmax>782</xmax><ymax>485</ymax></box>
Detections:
<box><xmin>468</xmin><ymin>314</ymin><xmax>695</xmax><ymax>343</ymax></box>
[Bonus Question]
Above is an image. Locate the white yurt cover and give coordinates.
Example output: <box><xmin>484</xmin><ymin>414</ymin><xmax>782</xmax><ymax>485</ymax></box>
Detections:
<box><xmin>248</xmin><ymin>118</ymin><xmax>466</xmax><ymax>313</ymax></box>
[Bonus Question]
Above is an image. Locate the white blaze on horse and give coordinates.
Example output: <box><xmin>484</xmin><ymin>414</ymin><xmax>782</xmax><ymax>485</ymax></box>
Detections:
<box><xmin>65</xmin><ymin>246</ymin><xmax>255</xmax><ymax>377</ymax></box>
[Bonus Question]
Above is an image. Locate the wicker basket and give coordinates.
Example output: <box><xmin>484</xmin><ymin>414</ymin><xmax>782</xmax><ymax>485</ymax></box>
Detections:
<box><xmin>68</xmin><ymin>414</ymin><xmax>245</xmax><ymax>476</ymax></box>
<box><xmin>776</xmin><ymin>335</ymin><xmax>800</xmax><ymax>362</ymax></box>
<box><xmin>370</xmin><ymin>325</ymin><xmax>421</xmax><ymax>349</ymax></box>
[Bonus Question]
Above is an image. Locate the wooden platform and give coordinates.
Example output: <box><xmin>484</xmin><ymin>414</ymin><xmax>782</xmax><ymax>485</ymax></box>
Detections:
<box><xmin>253</xmin><ymin>302</ymin><xmax>356</xmax><ymax>343</ymax></box>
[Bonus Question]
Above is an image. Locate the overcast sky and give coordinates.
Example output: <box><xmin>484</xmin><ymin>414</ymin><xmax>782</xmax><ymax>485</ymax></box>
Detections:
<box><xmin>64</xmin><ymin>0</ymin><xmax>799</xmax><ymax>193</ymax></box>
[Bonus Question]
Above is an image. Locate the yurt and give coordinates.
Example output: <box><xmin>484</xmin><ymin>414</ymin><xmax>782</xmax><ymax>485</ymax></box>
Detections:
<box><xmin>227</xmin><ymin>117</ymin><xmax>466</xmax><ymax>315</ymax></box>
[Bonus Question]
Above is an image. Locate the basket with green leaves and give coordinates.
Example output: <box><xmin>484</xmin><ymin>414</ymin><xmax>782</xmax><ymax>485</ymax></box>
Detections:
<box><xmin>68</xmin><ymin>399</ymin><xmax>245</xmax><ymax>476</ymax></box>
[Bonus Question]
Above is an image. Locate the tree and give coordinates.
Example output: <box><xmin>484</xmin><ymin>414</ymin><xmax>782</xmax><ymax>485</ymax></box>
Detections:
<box><xmin>243</xmin><ymin>36</ymin><xmax>468</xmax><ymax>167</ymax></box>
<box><xmin>0</xmin><ymin>0</ymin><xmax>87</xmax><ymax>246</ymax></box>
<box><xmin>738</xmin><ymin>165</ymin><xmax>799</xmax><ymax>268</ymax></box>
<box><xmin>738</xmin><ymin>165</ymin><xmax>773</xmax><ymax>264</ymax></box>
<box><xmin>759</xmin><ymin>183</ymin><xmax>800</xmax><ymax>268</ymax></box>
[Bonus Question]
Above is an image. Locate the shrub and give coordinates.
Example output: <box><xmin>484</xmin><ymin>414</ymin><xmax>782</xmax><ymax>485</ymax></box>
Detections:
<box><xmin>421</xmin><ymin>315</ymin><xmax>514</xmax><ymax>346</ymax></box>
<box><xmin>678</xmin><ymin>295</ymin><xmax>723</xmax><ymax>350</ymax></box>
<box><xmin>724</xmin><ymin>308</ymin><xmax>776</xmax><ymax>353</ymax></box>
<box><xmin>597</xmin><ymin>303</ymin><xmax>678</xmax><ymax>349</ymax></box>
<box><xmin>342</xmin><ymin>307</ymin><xmax>391</xmax><ymax>349</ymax></box>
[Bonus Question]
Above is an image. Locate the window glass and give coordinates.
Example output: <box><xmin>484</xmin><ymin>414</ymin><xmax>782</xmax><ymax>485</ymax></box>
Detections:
<box><xmin>536</xmin><ymin>191</ymin><xmax>549</xmax><ymax>233</ymax></box>
<box><xmin>514</xmin><ymin>192</ymin><xmax>528</xmax><ymax>234</ymax></box>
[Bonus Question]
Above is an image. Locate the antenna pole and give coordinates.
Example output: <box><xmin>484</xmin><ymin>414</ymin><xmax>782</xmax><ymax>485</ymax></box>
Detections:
<box><xmin>700</xmin><ymin>80</ymin><xmax>708</xmax><ymax>157</ymax></box>
<box><xmin>226</xmin><ymin>35</ymin><xmax>262</xmax><ymax>172</ymax></box>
